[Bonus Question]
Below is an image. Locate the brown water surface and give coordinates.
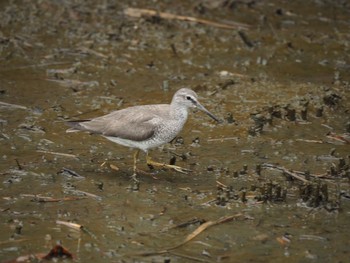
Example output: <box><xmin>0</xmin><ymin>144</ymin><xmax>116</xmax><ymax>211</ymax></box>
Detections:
<box><xmin>0</xmin><ymin>1</ymin><xmax>349</xmax><ymax>262</ymax></box>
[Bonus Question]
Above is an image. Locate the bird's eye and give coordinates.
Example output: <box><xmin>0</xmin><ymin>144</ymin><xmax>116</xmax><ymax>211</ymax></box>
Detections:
<box><xmin>186</xmin><ymin>96</ymin><xmax>192</xmax><ymax>100</ymax></box>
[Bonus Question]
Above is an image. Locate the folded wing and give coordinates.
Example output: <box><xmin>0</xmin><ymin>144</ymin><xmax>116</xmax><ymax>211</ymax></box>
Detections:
<box><xmin>66</xmin><ymin>105</ymin><xmax>169</xmax><ymax>142</ymax></box>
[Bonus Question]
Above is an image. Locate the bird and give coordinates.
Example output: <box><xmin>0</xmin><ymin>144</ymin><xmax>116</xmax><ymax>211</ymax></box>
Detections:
<box><xmin>66</xmin><ymin>88</ymin><xmax>220</xmax><ymax>180</ymax></box>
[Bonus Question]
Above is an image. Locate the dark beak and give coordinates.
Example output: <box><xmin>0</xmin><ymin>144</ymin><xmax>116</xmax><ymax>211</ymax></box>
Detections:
<box><xmin>196</xmin><ymin>102</ymin><xmax>222</xmax><ymax>123</ymax></box>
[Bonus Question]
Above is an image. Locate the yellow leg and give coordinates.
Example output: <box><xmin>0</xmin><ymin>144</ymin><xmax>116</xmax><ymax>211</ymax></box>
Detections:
<box><xmin>133</xmin><ymin>150</ymin><xmax>140</xmax><ymax>173</ymax></box>
<box><xmin>146</xmin><ymin>152</ymin><xmax>192</xmax><ymax>174</ymax></box>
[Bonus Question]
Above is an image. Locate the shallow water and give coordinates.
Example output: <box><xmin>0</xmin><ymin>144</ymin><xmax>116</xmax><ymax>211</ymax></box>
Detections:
<box><xmin>1</xmin><ymin>0</ymin><xmax>350</xmax><ymax>262</ymax></box>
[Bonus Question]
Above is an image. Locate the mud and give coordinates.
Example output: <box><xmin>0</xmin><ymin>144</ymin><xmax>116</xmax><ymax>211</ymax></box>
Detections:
<box><xmin>0</xmin><ymin>0</ymin><xmax>349</xmax><ymax>262</ymax></box>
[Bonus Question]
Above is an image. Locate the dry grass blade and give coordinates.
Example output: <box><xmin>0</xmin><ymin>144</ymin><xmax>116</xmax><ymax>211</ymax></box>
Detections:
<box><xmin>21</xmin><ymin>194</ymin><xmax>87</xmax><ymax>202</ymax></box>
<box><xmin>56</xmin><ymin>220</ymin><xmax>98</xmax><ymax>240</ymax></box>
<box><xmin>135</xmin><ymin>213</ymin><xmax>243</xmax><ymax>257</ymax></box>
<box><xmin>326</xmin><ymin>132</ymin><xmax>350</xmax><ymax>144</ymax></box>
<box><xmin>182</xmin><ymin>213</ymin><xmax>243</xmax><ymax>244</ymax></box>
<box><xmin>56</xmin><ymin>220</ymin><xmax>82</xmax><ymax>230</ymax></box>
<box><xmin>262</xmin><ymin>163</ymin><xmax>310</xmax><ymax>183</ymax></box>
<box><xmin>182</xmin><ymin>220</ymin><xmax>215</xmax><ymax>244</ymax></box>
<box><xmin>67</xmin><ymin>189</ymin><xmax>102</xmax><ymax>201</ymax></box>
<box><xmin>124</xmin><ymin>8</ymin><xmax>251</xmax><ymax>30</ymax></box>
<box><xmin>0</xmin><ymin>101</ymin><xmax>27</xmax><ymax>110</ymax></box>
<box><xmin>37</xmin><ymin>150</ymin><xmax>78</xmax><ymax>158</ymax></box>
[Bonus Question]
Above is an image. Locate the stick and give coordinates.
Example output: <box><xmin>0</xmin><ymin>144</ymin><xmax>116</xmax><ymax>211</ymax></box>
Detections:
<box><xmin>5</xmin><ymin>62</ymin><xmax>71</xmax><ymax>70</ymax></box>
<box><xmin>238</xmin><ymin>30</ymin><xmax>254</xmax><ymax>48</ymax></box>
<box><xmin>78</xmin><ymin>47</ymin><xmax>108</xmax><ymax>59</ymax></box>
<box><xmin>200</xmin><ymin>198</ymin><xmax>217</xmax><ymax>206</ymax></box>
<box><xmin>21</xmin><ymin>194</ymin><xmax>87</xmax><ymax>202</ymax></box>
<box><xmin>67</xmin><ymin>189</ymin><xmax>102</xmax><ymax>201</ymax></box>
<box><xmin>46</xmin><ymin>78</ymin><xmax>98</xmax><ymax>88</ymax></box>
<box><xmin>207</xmin><ymin>137</ymin><xmax>239</xmax><ymax>142</ymax></box>
<box><xmin>0</xmin><ymin>238</ymin><xmax>28</xmax><ymax>245</ymax></box>
<box><xmin>162</xmin><ymin>218</ymin><xmax>206</xmax><ymax>232</ymax></box>
<box><xmin>0</xmin><ymin>101</ymin><xmax>27</xmax><ymax>110</ymax></box>
<box><xmin>216</xmin><ymin>180</ymin><xmax>227</xmax><ymax>188</ymax></box>
<box><xmin>262</xmin><ymin>163</ymin><xmax>309</xmax><ymax>182</ymax></box>
<box><xmin>182</xmin><ymin>214</ymin><xmax>242</xmax><ymax>244</ymax></box>
<box><xmin>295</xmin><ymin>139</ymin><xmax>323</xmax><ymax>144</ymax></box>
<box><xmin>59</xmin><ymin>167</ymin><xmax>85</xmax><ymax>179</ymax></box>
<box><xmin>124</xmin><ymin>8</ymin><xmax>251</xmax><ymax>30</ymax></box>
<box><xmin>326</xmin><ymin>132</ymin><xmax>350</xmax><ymax>144</ymax></box>
<box><xmin>37</xmin><ymin>150</ymin><xmax>78</xmax><ymax>158</ymax></box>
<box><xmin>56</xmin><ymin>220</ymin><xmax>97</xmax><ymax>240</ymax></box>
<box><xmin>264</xmin><ymin>163</ymin><xmax>336</xmax><ymax>181</ymax></box>
<box><xmin>56</xmin><ymin>220</ymin><xmax>83</xmax><ymax>231</ymax></box>
<box><xmin>135</xmin><ymin>213</ymin><xmax>243</xmax><ymax>257</ymax></box>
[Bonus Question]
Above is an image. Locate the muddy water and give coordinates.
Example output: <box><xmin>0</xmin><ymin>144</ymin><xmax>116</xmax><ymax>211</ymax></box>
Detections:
<box><xmin>1</xmin><ymin>0</ymin><xmax>350</xmax><ymax>262</ymax></box>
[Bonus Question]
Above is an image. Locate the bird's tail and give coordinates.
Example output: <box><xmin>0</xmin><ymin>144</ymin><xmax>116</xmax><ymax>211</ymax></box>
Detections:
<box><xmin>65</xmin><ymin>120</ymin><xmax>90</xmax><ymax>133</ymax></box>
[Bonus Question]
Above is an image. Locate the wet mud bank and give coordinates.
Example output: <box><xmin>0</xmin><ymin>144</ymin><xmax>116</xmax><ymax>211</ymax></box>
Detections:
<box><xmin>0</xmin><ymin>0</ymin><xmax>349</xmax><ymax>262</ymax></box>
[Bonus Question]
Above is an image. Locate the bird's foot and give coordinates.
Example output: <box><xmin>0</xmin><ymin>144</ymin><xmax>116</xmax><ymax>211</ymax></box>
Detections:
<box><xmin>129</xmin><ymin>173</ymin><xmax>140</xmax><ymax>191</ymax></box>
<box><xmin>131</xmin><ymin>172</ymin><xmax>139</xmax><ymax>182</ymax></box>
<box><xmin>136</xmin><ymin>169</ymin><xmax>160</xmax><ymax>179</ymax></box>
<box><xmin>146</xmin><ymin>158</ymin><xmax>192</xmax><ymax>174</ymax></box>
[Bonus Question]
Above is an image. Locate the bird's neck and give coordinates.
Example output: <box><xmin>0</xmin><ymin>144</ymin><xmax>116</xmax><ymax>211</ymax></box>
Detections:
<box><xmin>170</xmin><ymin>103</ymin><xmax>189</xmax><ymax>122</ymax></box>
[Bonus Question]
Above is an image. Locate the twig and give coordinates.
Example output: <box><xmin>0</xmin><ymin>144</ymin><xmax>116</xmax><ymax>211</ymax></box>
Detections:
<box><xmin>183</xmin><ymin>214</ymin><xmax>242</xmax><ymax>244</ymax></box>
<box><xmin>124</xmin><ymin>8</ymin><xmax>251</xmax><ymax>30</ymax></box>
<box><xmin>67</xmin><ymin>189</ymin><xmax>102</xmax><ymax>201</ymax></box>
<box><xmin>37</xmin><ymin>150</ymin><xmax>78</xmax><ymax>158</ymax></box>
<box><xmin>46</xmin><ymin>78</ymin><xmax>99</xmax><ymax>89</ymax></box>
<box><xmin>78</xmin><ymin>47</ymin><xmax>108</xmax><ymax>59</ymax></box>
<box><xmin>238</xmin><ymin>30</ymin><xmax>254</xmax><ymax>48</ymax></box>
<box><xmin>207</xmin><ymin>137</ymin><xmax>239</xmax><ymax>142</ymax></box>
<box><xmin>262</xmin><ymin>163</ymin><xmax>336</xmax><ymax>180</ymax></box>
<box><xmin>21</xmin><ymin>194</ymin><xmax>87</xmax><ymax>202</ymax></box>
<box><xmin>3</xmin><ymin>62</ymin><xmax>71</xmax><ymax>70</ymax></box>
<box><xmin>200</xmin><ymin>198</ymin><xmax>217</xmax><ymax>206</ymax></box>
<box><xmin>299</xmin><ymin>234</ymin><xmax>328</xmax><ymax>241</ymax></box>
<box><xmin>0</xmin><ymin>101</ymin><xmax>27</xmax><ymax>110</ymax></box>
<box><xmin>216</xmin><ymin>180</ymin><xmax>227</xmax><ymax>188</ymax></box>
<box><xmin>59</xmin><ymin>167</ymin><xmax>85</xmax><ymax>179</ymax></box>
<box><xmin>316</xmin><ymin>155</ymin><xmax>341</xmax><ymax>161</ymax></box>
<box><xmin>262</xmin><ymin>163</ymin><xmax>309</xmax><ymax>182</ymax></box>
<box><xmin>162</xmin><ymin>217</ymin><xmax>206</xmax><ymax>232</ymax></box>
<box><xmin>56</xmin><ymin>220</ymin><xmax>83</xmax><ymax>231</ymax></box>
<box><xmin>295</xmin><ymin>139</ymin><xmax>323</xmax><ymax>144</ymax></box>
<box><xmin>56</xmin><ymin>220</ymin><xmax>97</xmax><ymax>239</ymax></box>
<box><xmin>135</xmin><ymin>213</ymin><xmax>244</xmax><ymax>257</ymax></box>
<box><xmin>15</xmin><ymin>158</ymin><xmax>23</xmax><ymax>170</ymax></box>
<box><xmin>268</xmin><ymin>22</ymin><xmax>279</xmax><ymax>41</ymax></box>
<box><xmin>0</xmin><ymin>238</ymin><xmax>28</xmax><ymax>245</ymax></box>
<box><xmin>47</xmin><ymin>67</ymin><xmax>77</xmax><ymax>75</ymax></box>
<box><xmin>326</xmin><ymin>132</ymin><xmax>350</xmax><ymax>144</ymax></box>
